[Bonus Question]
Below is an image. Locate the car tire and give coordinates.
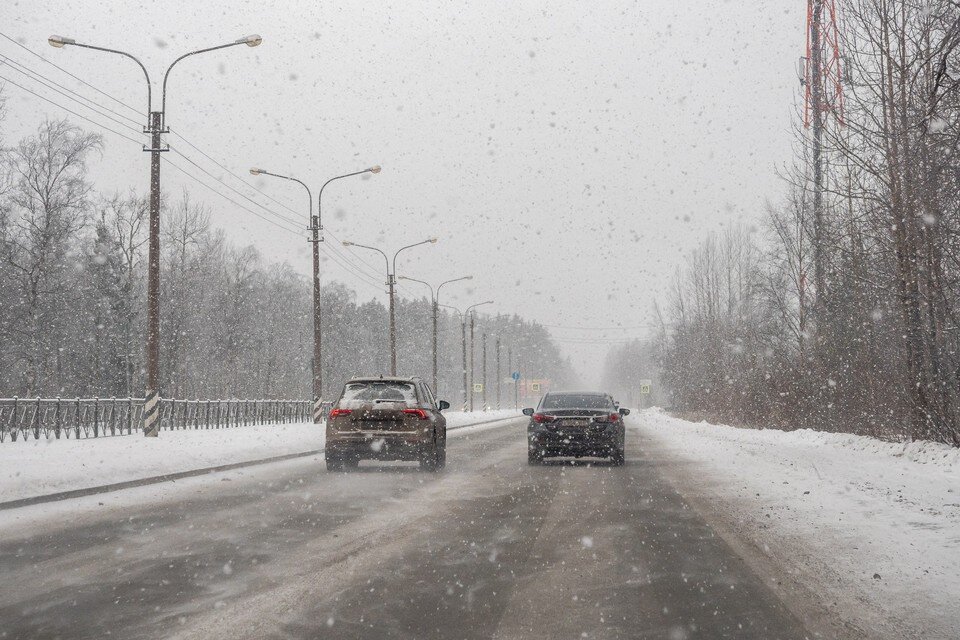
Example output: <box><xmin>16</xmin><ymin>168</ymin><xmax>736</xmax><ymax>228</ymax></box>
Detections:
<box><xmin>528</xmin><ymin>446</ymin><xmax>544</xmax><ymax>465</ymax></box>
<box><xmin>436</xmin><ymin>441</ymin><xmax>447</xmax><ymax>470</ymax></box>
<box><xmin>419</xmin><ymin>439</ymin><xmax>440</xmax><ymax>472</ymax></box>
<box><xmin>611</xmin><ymin>445</ymin><xmax>625</xmax><ymax>466</ymax></box>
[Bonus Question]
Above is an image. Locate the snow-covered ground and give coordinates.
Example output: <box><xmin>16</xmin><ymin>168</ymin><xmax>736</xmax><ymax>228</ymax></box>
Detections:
<box><xmin>632</xmin><ymin>408</ymin><xmax>960</xmax><ymax>640</ymax></box>
<box><xmin>0</xmin><ymin>410</ymin><xmax>519</xmax><ymax>504</ymax></box>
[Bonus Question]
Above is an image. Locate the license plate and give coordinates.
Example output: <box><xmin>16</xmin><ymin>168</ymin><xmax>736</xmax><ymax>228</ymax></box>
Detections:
<box><xmin>559</xmin><ymin>418</ymin><xmax>590</xmax><ymax>427</ymax></box>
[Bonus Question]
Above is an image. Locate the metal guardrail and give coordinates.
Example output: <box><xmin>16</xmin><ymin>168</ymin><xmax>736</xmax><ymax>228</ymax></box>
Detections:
<box><xmin>0</xmin><ymin>397</ymin><xmax>313</xmax><ymax>443</ymax></box>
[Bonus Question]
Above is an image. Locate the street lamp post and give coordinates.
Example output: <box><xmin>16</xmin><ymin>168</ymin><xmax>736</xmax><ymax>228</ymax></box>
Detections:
<box><xmin>250</xmin><ymin>166</ymin><xmax>379</xmax><ymax>421</ymax></box>
<box><xmin>398</xmin><ymin>275</ymin><xmax>472</xmax><ymax>395</ymax></box>
<box><xmin>465</xmin><ymin>301</ymin><xmax>493</xmax><ymax>411</ymax></box>
<box><xmin>343</xmin><ymin>239</ymin><xmax>437</xmax><ymax>375</ymax></box>
<box><xmin>439</xmin><ymin>304</ymin><xmax>467</xmax><ymax>411</ymax></box>
<box><xmin>49</xmin><ymin>33</ymin><xmax>262</xmax><ymax>437</ymax></box>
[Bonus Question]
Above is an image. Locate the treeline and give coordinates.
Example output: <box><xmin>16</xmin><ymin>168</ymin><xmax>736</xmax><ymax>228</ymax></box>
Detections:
<box><xmin>644</xmin><ymin>1</ymin><xmax>960</xmax><ymax>446</ymax></box>
<box><xmin>0</xmin><ymin>112</ymin><xmax>574</xmax><ymax>401</ymax></box>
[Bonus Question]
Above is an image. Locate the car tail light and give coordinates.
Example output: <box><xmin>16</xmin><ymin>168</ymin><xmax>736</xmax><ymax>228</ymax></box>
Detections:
<box><xmin>329</xmin><ymin>408</ymin><xmax>352</xmax><ymax>418</ymax></box>
<box><xmin>532</xmin><ymin>413</ymin><xmax>555</xmax><ymax>424</ymax></box>
<box><xmin>403</xmin><ymin>408</ymin><xmax>429</xmax><ymax>420</ymax></box>
<box><xmin>592</xmin><ymin>413</ymin><xmax>620</xmax><ymax>423</ymax></box>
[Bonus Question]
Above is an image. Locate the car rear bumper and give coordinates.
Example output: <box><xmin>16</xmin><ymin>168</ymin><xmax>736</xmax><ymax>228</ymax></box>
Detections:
<box><xmin>326</xmin><ymin>431</ymin><xmax>427</xmax><ymax>461</ymax></box>
<box><xmin>529</xmin><ymin>427</ymin><xmax>621</xmax><ymax>458</ymax></box>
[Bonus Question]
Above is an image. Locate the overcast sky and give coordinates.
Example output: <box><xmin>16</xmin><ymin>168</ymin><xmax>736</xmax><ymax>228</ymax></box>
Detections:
<box><xmin>1</xmin><ymin>0</ymin><xmax>803</xmax><ymax>386</ymax></box>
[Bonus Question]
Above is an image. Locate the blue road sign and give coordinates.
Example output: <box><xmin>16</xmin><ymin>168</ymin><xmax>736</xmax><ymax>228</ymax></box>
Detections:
<box><xmin>511</xmin><ymin>371</ymin><xmax>521</xmax><ymax>381</ymax></box>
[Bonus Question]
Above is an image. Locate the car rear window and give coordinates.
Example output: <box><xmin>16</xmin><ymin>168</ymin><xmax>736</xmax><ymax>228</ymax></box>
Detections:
<box><xmin>340</xmin><ymin>381</ymin><xmax>418</xmax><ymax>407</ymax></box>
<box><xmin>541</xmin><ymin>394</ymin><xmax>613</xmax><ymax>410</ymax></box>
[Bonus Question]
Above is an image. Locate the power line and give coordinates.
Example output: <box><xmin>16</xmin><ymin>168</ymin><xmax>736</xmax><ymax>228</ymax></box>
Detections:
<box><xmin>169</xmin><ymin>129</ymin><xmax>304</xmax><ymax>219</ymax></box>
<box><xmin>0</xmin><ymin>73</ymin><xmax>145</xmax><ymax>146</ymax></box>
<box><xmin>0</xmin><ymin>54</ymin><xmax>309</xmax><ymax>235</ymax></box>
<box><xmin>0</xmin><ymin>52</ymin><xmax>143</xmax><ymax>128</ymax></box>
<box><xmin>0</xmin><ymin>52</ymin><xmax>411</xmax><ymax>296</ymax></box>
<box><xmin>160</xmin><ymin>158</ymin><xmax>303</xmax><ymax>236</ymax></box>
<box><xmin>0</xmin><ymin>74</ymin><xmax>309</xmax><ymax>240</ymax></box>
<box><xmin>164</xmin><ymin>131</ymin><xmax>395</xmax><ymax>289</ymax></box>
<box><xmin>0</xmin><ymin>30</ymin><xmax>143</xmax><ymax>117</ymax></box>
<box><xmin>168</xmin><ymin>146</ymin><xmax>305</xmax><ymax>229</ymax></box>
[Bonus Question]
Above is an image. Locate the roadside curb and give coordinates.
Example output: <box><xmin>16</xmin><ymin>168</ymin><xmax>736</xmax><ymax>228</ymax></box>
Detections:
<box><xmin>0</xmin><ymin>414</ymin><xmax>522</xmax><ymax>512</ymax></box>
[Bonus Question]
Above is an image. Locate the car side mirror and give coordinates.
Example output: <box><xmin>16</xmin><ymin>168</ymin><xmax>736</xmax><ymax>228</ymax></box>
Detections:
<box><xmin>619</xmin><ymin>407</ymin><xmax>630</xmax><ymax>416</ymax></box>
<box><xmin>522</xmin><ymin>407</ymin><xmax>535</xmax><ymax>416</ymax></box>
<box><xmin>438</xmin><ymin>400</ymin><xmax>450</xmax><ymax>411</ymax></box>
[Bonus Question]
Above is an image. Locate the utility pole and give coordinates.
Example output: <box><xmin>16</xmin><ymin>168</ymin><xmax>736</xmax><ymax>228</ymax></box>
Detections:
<box><xmin>145</xmin><ymin>109</ymin><xmax>162</xmax><ymax>432</ymax></box>
<box><xmin>314</xmin><ymin>166</ymin><xmax>380</xmax><ymax>399</ymax></box>
<box><xmin>461</xmin><ymin>317</ymin><xmax>468</xmax><ymax>411</ymax></box>
<box><xmin>343</xmin><ymin>238</ymin><xmax>437</xmax><ymax>377</ymax></box>
<box><xmin>469</xmin><ymin>313</ymin><xmax>475</xmax><ymax>411</ymax></box>
<box><xmin>495</xmin><ymin>336</ymin><xmax>501</xmax><ymax>410</ymax></box>
<box><xmin>508</xmin><ymin>346</ymin><xmax>516</xmax><ymax>410</ymax></box>
<box><xmin>450</xmin><ymin>301</ymin><xmax>493</xmax><ymax>412</ymax></box>
<box><xmin>388</xmin><ymin>273</ymin><xmax>397</xmax><ymax>374</ymax></box>
<box><xmin>49</xmin><ymin>33</ymin><xmax>263</xmax><ymax>437</ymax></box>
<box><xmin>398</xmin><ymin>275</ymin><xmax>472</xmax><ymax>395</ymax></box>
<box><xmin>432</xmin><ymin>297</ymin><xmax>438</xmax><ymax>393</ymax></box>
<box><xmin>482</xmin><ymin>332</ymin><xmax>487</xmax><ymax>410</ymax></box>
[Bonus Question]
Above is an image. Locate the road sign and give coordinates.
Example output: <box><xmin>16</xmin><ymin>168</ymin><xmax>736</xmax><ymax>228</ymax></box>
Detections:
<box><xmin>639</xmin><ymin>379</ymin><xmax>652</xmax><ymax>395</ymax></box>
<box><xmin>473</xmin><ymin>383</ymin><xmax>484</xmax><ymax>393</ymax></box>
<box><xmin>530</xmin><ymin>382</ymin><xmax>541</xmax><ymax>392</ymax></box>
<box><xmin>511</xmin><ymin>371</ymin><xmax>520</xmax><ymax>381</ymax></box>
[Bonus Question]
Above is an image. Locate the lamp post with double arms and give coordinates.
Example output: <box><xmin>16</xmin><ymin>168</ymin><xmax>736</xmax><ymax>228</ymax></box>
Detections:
<box><xmin>439</xmin><ymin>304</ymin><xmax>467</xmax><ymax>411</ymax></box>
<box><xmin>398</xmin><ymin>275</ymin><xmax>472</xmax><ymax>395</ymax></box>
<box><xmin>465</xmin><ymin>301</ymin><xmax>494</xmax><ymax>411</ymax></box>
<box><xmin>342</xmin><ymin>239</ymin><xmax>438</xmax><ymax>375</ymax></box>
<box><xmin>49</xmin><ymin>33</ymin><xmax>262</xmax><ymax>437</ymax></box>
<box><xmin>250</xmin><ymin>166</ymin><xmax>379</xmax><ymax>421</ymax></box>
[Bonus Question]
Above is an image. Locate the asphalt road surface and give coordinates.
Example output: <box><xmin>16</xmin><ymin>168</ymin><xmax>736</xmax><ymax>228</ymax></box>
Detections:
<box><xmin>0</xmin><ymin>418</ymin><xmax>813</xmax><ymax>639</ymax></box>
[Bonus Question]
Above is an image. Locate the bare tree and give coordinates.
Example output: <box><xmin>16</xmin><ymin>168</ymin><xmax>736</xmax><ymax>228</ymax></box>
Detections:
<box><xmin>3</xmin><ymin>119</ymin><xmax>101</xmax><ymax>394</ymax></box>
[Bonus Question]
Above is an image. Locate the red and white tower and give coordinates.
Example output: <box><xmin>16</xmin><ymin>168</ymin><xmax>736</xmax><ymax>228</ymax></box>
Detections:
<box><xmin>803</xmin><ymin>0</ymin><xmax>845</xmax><ymax>304</ymax></box>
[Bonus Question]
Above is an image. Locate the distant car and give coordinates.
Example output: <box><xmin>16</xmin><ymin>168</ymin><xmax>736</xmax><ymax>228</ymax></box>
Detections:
<box><xmin>325</xmin><ymin>376</ymin><xmax>449</xmax><ymax>472</ymax></box>
<box><xmin>523</xmin><ymin>391</ymin><xmax>629</xmax><ymax>465</ymax></box>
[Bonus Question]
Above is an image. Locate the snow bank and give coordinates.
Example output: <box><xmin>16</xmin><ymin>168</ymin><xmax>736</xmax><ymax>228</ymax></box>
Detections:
<box><xmin>0</xmin><ymin>422</ymin><xmax>324</xmax><ymax>504</ymax></box>
<box><xmin>633</xmin><ymin>409</ymin><xmax>960</xmax><ymax>640</ymax></box>
<box><xmin>0</xmin><ymin>410</ymin><xmax>519</xmax><ymax>504</ymax></box>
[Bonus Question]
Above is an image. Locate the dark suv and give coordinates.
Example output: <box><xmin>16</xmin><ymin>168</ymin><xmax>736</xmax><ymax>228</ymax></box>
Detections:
<box><xmin>325</xmin><ymin>376</ymin><xmax>449</xmax><ymax>472</ymax></box>
<box><xmin>523</xmin><ymin>391</ymin><xmax>629</xmax><ymax>465</ymax></box>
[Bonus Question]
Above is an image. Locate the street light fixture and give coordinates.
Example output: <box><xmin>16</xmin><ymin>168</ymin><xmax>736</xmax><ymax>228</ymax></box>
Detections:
<box><xmin>398</xmin><ymin>275</ymin><xmax>472</xmax><ymax>394</ymax></box>
<box><xmin>50</xmin><ymin>33</ymin><xmax>262</xmax><ymax>437</ymax></box>
<box><xmin>342</xmin><ymin>238</ymin><xmax>438</xmax><ymax>375</ymax></box>
<box><xmin>47</xmin><ymin>35</ymin><xmax>74</xmax><ymax>48</ymax></box>
<box><xmin>249</xmin><ymin>164</ymin><xmax>379</xmax><ymax>420</ymax></box>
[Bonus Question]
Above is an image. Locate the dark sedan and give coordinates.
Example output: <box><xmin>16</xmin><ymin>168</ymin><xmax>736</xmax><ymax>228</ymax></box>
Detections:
<box><xmin>523</xmin><ymin>391</ymin><xmax>629</xmax><ymax>465</ymax></box>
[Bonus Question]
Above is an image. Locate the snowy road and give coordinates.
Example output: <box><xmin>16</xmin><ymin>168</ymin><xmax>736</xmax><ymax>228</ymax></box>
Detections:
<box><xmin>0</xmin><ymin>418</ymin><xmax>812</xmax><ymax>639</ymax></box>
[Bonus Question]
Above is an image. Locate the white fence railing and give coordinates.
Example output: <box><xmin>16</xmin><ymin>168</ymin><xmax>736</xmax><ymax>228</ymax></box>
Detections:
<box><xmin>0</xmin><ymin>397</ymin><xmax>312</xmax><ymax>443</ymax></box>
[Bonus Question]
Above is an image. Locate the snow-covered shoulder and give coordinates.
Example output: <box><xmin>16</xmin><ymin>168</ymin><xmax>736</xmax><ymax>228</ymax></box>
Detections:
<box><xmin>629</xmin><ymin>408</ymin><xmax>960</xmax><ymax>640</ymax></box>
